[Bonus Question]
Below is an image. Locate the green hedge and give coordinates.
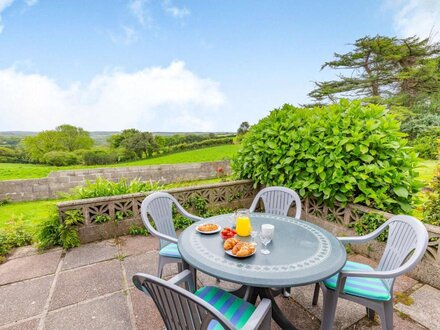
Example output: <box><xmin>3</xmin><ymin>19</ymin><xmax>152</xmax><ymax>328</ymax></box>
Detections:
<box><xmin>232</xmin><ymin>100</ymin><xmax>420</xmax><ymax>213</ymax></box>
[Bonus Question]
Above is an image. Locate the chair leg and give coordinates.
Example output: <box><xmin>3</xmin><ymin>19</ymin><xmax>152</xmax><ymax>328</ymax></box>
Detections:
<box><xmin>377</xmin><ymin>301</ymin><xmax>393</xmax><ymax>330</ymax></box>
<box><xmin>157</xmin><ymin>256</ymin><xmax>165</xmax><ymax>278</ymax></box>
<box><xmin>312</xmin><ymin>283</ymin><xmax>320</xmax><ymax>306</ymax></box>
<box><xmin>320</xmin><ymin>290</ymin><xmax>338</xmax><ymax>330</ymax></box>
<box><xmin>367</xmin><ymin>307</ymin><xmax>375</xmax><ymax>320</ymax></box>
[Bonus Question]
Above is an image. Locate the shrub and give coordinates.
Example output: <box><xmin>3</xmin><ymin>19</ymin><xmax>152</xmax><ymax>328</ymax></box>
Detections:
<box><xmin>83</xmin><ymin>148</ymin><xmax>117</xmax><ymax>165</ymax></box>
<box><xmin>36</xmin><ymin>209</ymin><xmax>81</xmax><ymax>250</ymax></box>
<box><xmin>116</xmin><ymin>148</ymin><xmax>138</xmax><ymax>162</ymax></box>
<box><xmin>69</xmin><ymin>177</ymin><xmax>164</xmax><ymax>199</ymax></box>
<box><xmin>423</xmin><ymin>167</ymin><xmax>440</xmax><ymax>226</ymax></box>
<box><xmin>128</xmin><ymin>225</ymin><xmax>149</xmax><ymax>236</ymax></box>
<box><xmin>353</xmin><ymin>213</ymin><xmax>388</xmax><ymax>242</ymax></box>
<box><xmin>43</xmin><ymin>151</ymin><xmax>80</xmax><ymax>166</ymax></box>
<box><xmin>410</xmin><ymin>128</ymin><xmax>440</xmax><ymax>159</ymax></box>
<box><xmin>400</xmin><ymin>113</ymin><xmax>440</xmax><ymax>140</ymax></box>
<box><xmin>232</xmin><ymin>100</ymin><xmax>420</xmax><ymax>213</ymax></box>
<box><xmin>0</xmin><ymin>217</ymin><xmax>33</xmax><ymax>261</ymax></box>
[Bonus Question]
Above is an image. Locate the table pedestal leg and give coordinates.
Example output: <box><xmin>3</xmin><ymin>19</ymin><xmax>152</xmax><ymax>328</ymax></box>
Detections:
<box><xmin>254</xmin><ymin>287</ymin><xmax>298</xmax><ymax>330</ymax></box>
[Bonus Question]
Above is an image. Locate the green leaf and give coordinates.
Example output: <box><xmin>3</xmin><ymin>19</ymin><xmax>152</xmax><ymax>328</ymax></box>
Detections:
<box><xmin>360</xmin><ymin>155</ymin><xmax>374</xmax><ymax>163</ymax></box>
<box><xmin>393</xmin><ymin>186</ymin><xmax>409</xmax><ymax>198</ymax></box>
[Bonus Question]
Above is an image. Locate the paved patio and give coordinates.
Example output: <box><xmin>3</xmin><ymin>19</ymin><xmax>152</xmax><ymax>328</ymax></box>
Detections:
<box><xmin>0</xmin><ymin>235</ymin><xmax>438</xmax><ymax>330</ymax></box>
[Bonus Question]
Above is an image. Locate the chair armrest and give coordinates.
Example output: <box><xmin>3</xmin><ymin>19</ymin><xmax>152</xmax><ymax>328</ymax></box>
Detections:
<box><xmin>339</xmin><ymin>264</ymin><xmax>415</xmax><ymax>280</ymax></box>
<box><xmin>167</xmin><ymin>269</ymin><xmax>195</xmax><ymax>292</ymax></box>
<box><xmin>337</xmin><ymin>221</ymin><xmax>389</xmax><ymax>245</ymax></box>
<box><xmin>175</xmin><ymin>203</ymin><xmax>204</xmax><ymax>222</ymax></box>
<box><xmin>147</xmin><ymin>226</ymin><xmax>178</xmax><ymax>245</ymax></box>
<box><xmin>241</xmin><ymin>298</ymin><xmax>272</xmax><ymax>330</ymax></box>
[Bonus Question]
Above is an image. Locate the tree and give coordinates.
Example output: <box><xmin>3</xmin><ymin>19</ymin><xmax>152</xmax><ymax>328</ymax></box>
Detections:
<box><xmin>309</xmin><ymin>35</ymin><xmax>440</xmax><ymax>107</ymax></box>
<box><xmin>22</xmin><ymin>125</ymin><xmax>93</xmax><ymax>163</ymax></box>
<box><xmin>55</xmin><ymin>124</ymin><xmax>94</xmax><ymax>151</ymax></box>
<box><xmin>108</xmin><ymin>129</ymin><xmax>140</xmax><ymax>149</ymax></box>
<box><xmin>237</xmin><ymin>121</ymin><xmax>250</xmax><ymax>135</ymax></box>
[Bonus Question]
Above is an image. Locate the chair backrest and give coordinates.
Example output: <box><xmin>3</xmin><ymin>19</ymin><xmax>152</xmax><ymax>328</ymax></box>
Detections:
<box><xmin>140</xmin><ymin>192</ymin><xmax>180</xmax><ymax>249</ymax></box>
<box><xmin>249</xmin><ymin>186</ymin><xmax>302</xmax><ymax>218</ymax></box>
<box><xmin>133</xmin><ymin>273</ymin><xmax>236</xmax><ymax>330</ymax></box>
<box><xmin>377</xmin><ymin>215</ymin><xmax>428</xmax><ymax>289</ymax></box>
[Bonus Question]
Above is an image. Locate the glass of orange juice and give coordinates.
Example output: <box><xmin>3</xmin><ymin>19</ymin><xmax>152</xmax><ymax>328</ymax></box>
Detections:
<box><xmin>235</xmin><ymin>209</ymin><xmax>251</xmax><ymax>237</ymax></box>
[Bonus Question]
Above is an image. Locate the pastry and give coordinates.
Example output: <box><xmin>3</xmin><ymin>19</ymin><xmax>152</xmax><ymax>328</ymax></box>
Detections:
<box><xmin>232</xmin><ymin>242</ymin><xmax>244</xmax><ymax>255</ymax></box>
<box><xmin>234</xmin><ymin>242</ymin><xmax>256</xmax><ymax>257</ymax></box>
<box><xmin>198</xmin><ymin>223</ymin><xmax>219</xmax><ymax>232</ymax></box>
<box><xmin>224</xmin><ymin>238</ymin><xmax>239</xmax><ymax>250</ymax></box>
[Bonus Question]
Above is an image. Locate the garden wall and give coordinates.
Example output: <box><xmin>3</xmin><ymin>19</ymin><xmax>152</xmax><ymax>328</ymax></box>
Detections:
<box><xmin>0</xmin><ymin>161</ymin><xmax>230</xmax><ymax>202</ymax></box>
<box><xmin>57</xmin><ymin>179</ymin><xmax>440</xmax><ymax>290</ymax></box>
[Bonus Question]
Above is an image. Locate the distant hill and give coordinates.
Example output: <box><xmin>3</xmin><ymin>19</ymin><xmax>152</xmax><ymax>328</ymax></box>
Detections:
<box><xmin>0</xmin><ymin>131</ymin><xmax>235</xmax><ymax>146</ymax></box>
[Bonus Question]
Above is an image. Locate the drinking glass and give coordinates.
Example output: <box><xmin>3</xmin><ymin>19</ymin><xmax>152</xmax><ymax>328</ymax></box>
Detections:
<box><xmin>250</xmin><ymin>228</ymin><xmax>258</xmax><ymax>245</ymax></box>
<box><xmin>259</xmin><ymin>231</ymin><xmax>272</xmax><ymax>254</ymax></box>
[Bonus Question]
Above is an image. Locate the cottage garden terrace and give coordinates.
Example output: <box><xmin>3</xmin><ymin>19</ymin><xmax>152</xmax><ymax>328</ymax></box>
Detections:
<box><xmin>0</xmin><ymin>100</ymin><xmax>440</xmax><ymax>329</ymax></box>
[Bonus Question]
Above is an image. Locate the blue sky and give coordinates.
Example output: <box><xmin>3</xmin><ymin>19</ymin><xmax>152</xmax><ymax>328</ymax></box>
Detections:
<box><xmin>0</xmin><ymin>0</ymin><xmax>439</xmax><ymax>132</ymax></box>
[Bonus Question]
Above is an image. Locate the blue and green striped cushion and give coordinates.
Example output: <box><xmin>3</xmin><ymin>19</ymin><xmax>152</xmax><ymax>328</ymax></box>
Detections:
<box><xmin>195</xmin><ymin>286</ymin><xmax>256</xmax><ymax>329</ymax></box>
<box><xmin>323</xmin><ymin>261</ymin><xmax>391</xmax><ymax>301</ymax></box>
<box><xmin>159</xmin><ymin>243</ymin><xmax>181</xmax><ymax>258</ymax></box>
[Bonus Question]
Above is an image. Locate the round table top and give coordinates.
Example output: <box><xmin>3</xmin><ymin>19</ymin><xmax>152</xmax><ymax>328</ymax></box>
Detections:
<box><xmin>178</xmin><ymin>213</ymin><xmax>346</xmax><ymax>288</ymax></box>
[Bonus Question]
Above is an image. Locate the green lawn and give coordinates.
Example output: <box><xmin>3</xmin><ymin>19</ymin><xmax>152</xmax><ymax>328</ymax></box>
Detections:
<box><xmin>415</xmin><ymin>159</ymin><xmax>439</xmax><ymax>184</ymax></box>
<box><xmin>0</xmin><ymin>144</ymin><xmax>240</xmax><ymax>181</ymax></box>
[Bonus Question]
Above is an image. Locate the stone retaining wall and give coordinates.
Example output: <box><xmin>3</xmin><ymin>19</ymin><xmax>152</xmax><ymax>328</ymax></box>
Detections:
<box><xmin>0</xmin><ymin>161</ymin><xmax>230</xmax><ymax>202</ymax></box>
<box><xmin>57</xmin><ymin>179</ymin><xmax>440</xmax><ymax>290</ymax></box>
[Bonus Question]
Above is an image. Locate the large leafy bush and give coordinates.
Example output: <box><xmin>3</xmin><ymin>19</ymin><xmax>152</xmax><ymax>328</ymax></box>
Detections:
<box><xmin>410</xmin><ymin>128</ymin><xmax>440</xmax><ymax>159</ymax></box>
<box><xmin>232</xmin><ymin>100</ymin><xmax>420</xmax><ymax>213</ymax></box>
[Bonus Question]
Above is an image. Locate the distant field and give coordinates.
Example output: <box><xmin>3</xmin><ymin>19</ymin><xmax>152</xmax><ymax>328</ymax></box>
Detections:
<box><xmin>0</xmin><ymin>144</ymin><xmax>240</xmax><ymax>181</ymax></box>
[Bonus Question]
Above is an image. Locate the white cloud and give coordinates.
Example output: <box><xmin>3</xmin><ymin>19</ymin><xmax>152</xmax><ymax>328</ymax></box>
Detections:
<box><xmin>0</xmin><ymin>0</ymin><xmax>14</xmax><ymax>33</ymax></box>
<box><xmin>25</xmin><ymin>0</ymin><xmax>37</xmax><ymax>6</ymax></box>
<box><xmin>128</xmin><ymin>0</ymin><xmax>153</xmax><ymax>27</ymax></box>
<box><xmin>109</xmin><ymin>25</ymin><xmax>138</xmax><ymax>45</ymax></box>
<box><xmin>387</xmin><ymin>0</ymin><xmax>440</xmax><ymax>41</ymax></box>
<box><xmin>0</xmin><ymin>61</ymin><xmax>225</xmax><ymax>131</ymax></box>
<box><xmin>162</xmin><ymin>0</ymin><xmax>190</xmax><ymax>19</ymax></box>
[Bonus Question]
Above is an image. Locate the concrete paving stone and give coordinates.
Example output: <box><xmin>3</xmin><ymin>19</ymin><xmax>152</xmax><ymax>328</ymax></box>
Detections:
<box><xmin>0</xmin><ymin>251</ymin><xmax>61</xmax><ymax>285</ymax></box>
<box><xmin>196</xmin><ymin>272</ymin><xmax>242</xmax><ymax>292</ymax></box>
<box><xmin>2</xmin><ymin>318</ymin><xmax>40</xmax><ymax>330</ymax></box>
<box><xmin>118</xmin><ymin>235</ymin><xmax>158</xmax><ymax>256</ymax></box>
<box><xmin>395</xmin><ymin>285</ymin><xmax>440</xmax><ymax>330</ymax></box>
<box><xmin>292</xmin><ymin>284</ymin><xmax>366</xmax><ymax>329</ymax></box>
<box><xmin>271</xmin><ymin>296</ymin><xmax>320</xmax><ymax>330</ymax></box>
<box><xmin>50</xmin><ymin>260</ymin><xmax>123</xmax><ymax>310</ymax></box>
<box><xmin>122</xmin><ymin>252</ymin><xmax>178</xmax><ymax>287</ymax></box>
<box><xmin>62</xmin><ymin>240</ymin><xmax>118</xmax><ymax>270</ymax></box>
<box><xmin>130</xmin><ymin>287</ymin><xmax>164</xmax><ymax>330</ymax></box>
<box><xmin>348</xmin><ymin>312</ymin><xmax>427</xmax><ymax>330</ymax></box>
<box><xmin>8</xmin><ymin>245</ymin><xmax>61</xmax><ymax>261</ymax></box>
<box><xmin>0</xmin><ymin>276</ymin><xmax>53</xmax><ymax>326</ymax></box>
<box><xmin>45</xmin><ymin>292</ymin><xmax>131</xmax><ymax>330</ymax></box>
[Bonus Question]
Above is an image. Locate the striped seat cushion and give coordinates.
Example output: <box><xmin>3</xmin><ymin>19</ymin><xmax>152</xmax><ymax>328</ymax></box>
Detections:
<box><xmin>195</xmin><ymin>286</ymin><xmax>256</xmax><ymax>329</ymax></box>
<box><xmin>323</xmin><ymin>261</ymin><xmax>391</xmax><ymax>301</ymax></box>
<box><xmin>159</xmin><ymin>243</ymin><xmax>181</xmax><ymax>258</ymax></box>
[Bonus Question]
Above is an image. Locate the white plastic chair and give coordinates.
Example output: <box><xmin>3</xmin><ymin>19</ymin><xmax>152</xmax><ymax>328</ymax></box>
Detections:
<box><xmin>140</xmin><ymin>192</ymin><xmax>203</xmax><ymax>278</ymax></box>
<box><xmin>249</xmin><ymin>186</ymin><xmax>302</xmax><ymax>297</ymax></box>
<box><xmin>249</xmin><ymin>186</ymin><xmax>301</xmax><ymax>219</ymax></box>
<box><xmin>314</xmin><ymin>215</ymin><xmax>428</xmax><ymax>330</ymax></box>
<box><xmin>133</xmin><ymin>270</ymin><xmax>272</xmax><ymax>330</ymax></box>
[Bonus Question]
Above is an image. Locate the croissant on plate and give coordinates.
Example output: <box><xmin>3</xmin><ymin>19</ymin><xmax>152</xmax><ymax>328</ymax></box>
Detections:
<box><xmin>236</xmin><ymin>244</ymin><xmax>256</xmax><ymax>257</ymax></box>
<box><xmin>224</xmin><ymin>238</ymin><xmax>239</xmax><ymax>250</ymax></box>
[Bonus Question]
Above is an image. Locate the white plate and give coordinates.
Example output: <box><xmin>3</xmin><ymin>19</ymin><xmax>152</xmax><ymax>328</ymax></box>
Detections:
<box><xmin>225</xmin><ymin>248</ymin><xmax>256</xmax><ymax>258</ymax></box>
<box><xmin>195</xmin><ymin>224</ymin><xmax>221</xmax><ymax>234</ymax></box>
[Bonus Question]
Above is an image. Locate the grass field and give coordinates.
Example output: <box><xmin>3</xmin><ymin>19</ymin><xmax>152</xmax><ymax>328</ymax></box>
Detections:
<box><xmin>0</xmin><ymin>144</ymin><xmax>240</xmax><ymax>181</ymax></box>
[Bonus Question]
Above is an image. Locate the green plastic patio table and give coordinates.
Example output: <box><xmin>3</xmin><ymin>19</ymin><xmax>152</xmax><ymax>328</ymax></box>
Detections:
<box><xmin>178</xmin><ymin>213</ymin><xmax>347</xmax><ymax>330</ymax></box>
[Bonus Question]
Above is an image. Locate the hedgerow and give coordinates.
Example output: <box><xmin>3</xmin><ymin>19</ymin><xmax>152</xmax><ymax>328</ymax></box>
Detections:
<box><xmin>232</xmin><ymin>100</ymin><xmax>420</xmax><ymax>213</ymax></box>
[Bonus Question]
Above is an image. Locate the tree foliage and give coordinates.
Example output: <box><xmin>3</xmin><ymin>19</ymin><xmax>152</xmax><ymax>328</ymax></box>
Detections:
<box><xmin>22</xmin><ymin>125</ymin><xmax>93</xmax><ymax>163</ymax></box>
<box><xmin>232</xmin><ymin>100</ymin><xmax>420</xmax><ymax>213</ymax></box>
<box><xmin>309</xmin><ymin>35</ymin><xmax>440</xmax><ymax>107</ymax></box>
<box><xmin>237</xmin><ymin>121</ymin><xmax>250</xmax><ymax>135</ymax></box>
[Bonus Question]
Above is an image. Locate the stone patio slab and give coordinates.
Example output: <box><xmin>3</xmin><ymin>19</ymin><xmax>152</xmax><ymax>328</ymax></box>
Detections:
<box><xmin>0</xmin><ymin>251</ymin><xmax>61</xmax><ymax>285</ymax></box>
<box><xmin>118</xmin><ymin>235</ymin><xmax>158</xmax><ymax>256</ymax></box>
<box><xmin>348</xmin><ymin>312</ymin><xmax>426</xmax><ymax>329</ymax></box>
<box><xmin>122</xmin><ymin>251</ymin><xmax>178</xmax><ymax>287</ymax></box>
<box><xmin>292</xmin><ymin>284</ymin><xmax>366</xmax><ymax>329</ymax></box>
<box><xmin>50</xmin><ymin>260</ymin><xmax>123</xmax><ymax>310</ymax></box>
<box><xmin>129</xmin><ymin>287</ymin><xmax>164</xmax><ymax>330</ymax></box>
<box><xmin>45</xmin><ymin>292</ymin><xmax>131</xmax><ymax>330</ymax></box>
<box><xmin>395</xmin><ymin>285</ymin><xmax>440</xmax><ymax>330</ymax></box>
<box><xmin>0</xmin><ymin>275</ymin><xmax>53</xmax><ymax>326</ymax></box>
<box><xmin>271</xmin><ymin>296</ymin><xmax>320</xmax><ymax>330</ymax></box>
<box><xmin>62</xmin><ymin>240</ymin><xmax>118</xmax><ymax>270</ymax></box>
<box><xmin>2</xmin><ymin>318</ymin><xmax>40</xmax><ymax>330</ymax></box>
